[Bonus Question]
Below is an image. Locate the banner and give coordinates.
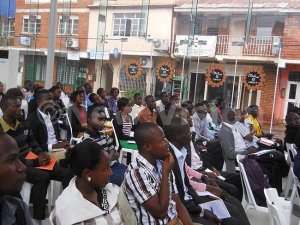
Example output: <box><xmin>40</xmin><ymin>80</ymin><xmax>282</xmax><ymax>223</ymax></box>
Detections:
<box><xmin>156</xmin><ymin>61</ymin><xmax>175</xmax><ymax>83</ymax></box>
<box><xmin>243</xmin><ymin>67</ymin><xmax>266</xmax><ymax>91</ymax></box>
<box><xmin>205</xmin><ymin>64</ymin><xmax>226</xmax><ymax>87</ymax></box>
<box><xmin>125</xmin><ymin>60</ymin><xmax>142</xmax><ymax>79</ymax></box>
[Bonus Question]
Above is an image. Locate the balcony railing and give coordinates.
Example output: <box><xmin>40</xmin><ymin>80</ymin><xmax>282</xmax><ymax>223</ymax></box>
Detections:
<box><xmin>216</xmin><ymin>35</ymin><xmax>281</xmax><ymax>57</ymax></box>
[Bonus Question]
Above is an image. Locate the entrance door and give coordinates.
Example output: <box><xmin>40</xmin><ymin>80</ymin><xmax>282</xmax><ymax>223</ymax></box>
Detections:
<box><xmin>284</xmin><ymin>81</ymin><xmax>300</xmax><ymax>117</ymax></box>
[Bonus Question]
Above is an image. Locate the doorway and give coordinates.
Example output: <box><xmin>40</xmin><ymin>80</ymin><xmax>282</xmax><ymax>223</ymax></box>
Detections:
<box><xmin>284</xmin><ymin>81</ymin><xmax>300</xmax><ymax>117</ymax></box>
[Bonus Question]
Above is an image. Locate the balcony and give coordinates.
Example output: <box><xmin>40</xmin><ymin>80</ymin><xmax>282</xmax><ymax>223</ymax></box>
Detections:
<box><xmin>216</xmin><ymin>35</ymin><xmax>281</xmax><ymax>57</ymax></box>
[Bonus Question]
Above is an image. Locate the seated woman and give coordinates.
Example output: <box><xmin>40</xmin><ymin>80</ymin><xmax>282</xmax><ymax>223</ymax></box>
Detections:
<box><xmin>107</xmin><ymin>87</ymin><xmax>119</xmax><ymax>114</ymax></box>
<box><xmin>113</xmin><ymin>97</ymin><xmax>135</xmax><ymax>140</ymax></box>
<box><xmin>50</xmin><ymin>141</ymin><xmax>123</xmax><ymax>225</ymax></box>
<box><xmin>68</xmin><ymin>91</ymin><xmax>87</xmax><ymax>138</ymax></box>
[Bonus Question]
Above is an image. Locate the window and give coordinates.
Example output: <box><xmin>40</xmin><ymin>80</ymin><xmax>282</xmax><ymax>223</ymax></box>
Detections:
<box><xmin>113</xmin><ymin>13</ymin><xmax>141</xmax><ymax>37</ymax></box>
<box><xmin>57</xmin><ymin>57</ymin><xmax>76</xmax><ymax>85</ymax></box>
<box><xmin>1</xmin><ymin>19</ymin><xmax>14</xmax><ymax>38</ymax></box>
<box><xmin>58</xmin><ymin>15</ymin><xmax>79</xmax><ymax>35</ymax></box>
<box><xmin>25</xmin><ymin>56</ymin><xmax>47</xmax><ymax>82</ymax></box>
<box><xmin>23</xmin><ymin>15</ymin><xmax>41</xmax><ymax>34</ymax></box>
<box><xmin>206</xmin><ymin>18</ymin><xmax>220</xmax><ymax>35</ymax></box>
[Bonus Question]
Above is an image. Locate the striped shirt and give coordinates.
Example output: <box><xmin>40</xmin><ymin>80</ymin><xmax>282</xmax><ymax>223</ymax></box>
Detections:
<box><xmin>122</xmin><ymin>119</ymin><xmax>132</xmax><ymax>137</ymax></box>
<box><xmin>234</xmin><ymin>121</ymin><xmax>259</xmax><ymax>148</ymax></box>
<box><xmin>124</xmin><ymin>153</ymin><xmax>178</xmax><ymax>225</ymax></box>
<box><xmin>83</xmin><ymin>130</ymin><xmax>115</xmax><ymax>153</ymax></box>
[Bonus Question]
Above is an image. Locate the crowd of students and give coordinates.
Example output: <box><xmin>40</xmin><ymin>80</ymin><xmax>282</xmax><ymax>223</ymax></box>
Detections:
<box><xmin>0</xmin><ymin>80</ymin><xmax>294</xmax><ymax>225</ymax></box>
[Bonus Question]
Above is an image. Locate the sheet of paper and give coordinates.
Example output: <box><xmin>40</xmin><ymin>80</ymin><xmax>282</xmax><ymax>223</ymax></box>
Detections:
<box><xmin>250</xmin><ymin>149</ymin><xmax>276</xmax><ymax>156</ymax></box>
<box><xmin>200</xmin><ymin>199</ymin><xmax>231</xmax><ymax>219</ymax></box>
<box><xmin>36</xmin><ymin>157</ymin><xmax>57</xmax><ymax>171</ymax></box>
<box><xmin>204</xmin><ymin>169</ymin><xmax>226</xmax><ymax>181</ymax></box>
<box><xmin>259</xmin><ymin>137</ymin><xmax>275</xmax><ymax>146</ymax></box>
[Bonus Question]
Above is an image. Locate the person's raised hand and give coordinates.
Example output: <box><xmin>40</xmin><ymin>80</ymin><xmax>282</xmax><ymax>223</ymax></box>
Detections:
<box><xmin>162</xmin><ymin>152</ymin><xmax>175</xmax><ymax>174</ymax></box>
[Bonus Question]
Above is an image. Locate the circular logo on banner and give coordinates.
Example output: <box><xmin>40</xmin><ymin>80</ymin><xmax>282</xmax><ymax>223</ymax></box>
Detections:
<box><xmin>243</xmin><ymin>67</ymin><xmax>266</xmax><ymax>91</ymax></box>
<box><xmin>156</xmin><ymin>61</ymin><xmax>175</xmax><ymax>83</ymax></box>
<box><xmin>125</xmin><ymin>60</ymin><xmax>142</xmax><ymax>79</ymax></box>
<box><xmin>205</xmin><ymin>64</ymin><xmax>226</xmax><ymax>87</ymax></box>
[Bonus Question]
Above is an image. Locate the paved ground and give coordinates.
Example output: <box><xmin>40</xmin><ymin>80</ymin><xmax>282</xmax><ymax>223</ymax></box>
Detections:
<box><xmin>261</xmin><ymin>123</ymin><xmax>286</xmax><ymax>140</ymax></box>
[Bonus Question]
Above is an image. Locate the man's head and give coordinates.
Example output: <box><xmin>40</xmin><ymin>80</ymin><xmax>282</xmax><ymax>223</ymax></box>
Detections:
<box><xmin>87</xmin><ymin>105</ymin><xmax>106</xmax><ymax>131</ymax></box>
<box><xmin>97</xmin><ymin>88</ymin><xmax>106</xmax><ymax>99</ymax></box>
<box><xmin>286</xmin><ymin>112</ymin><xmax>300</xmax><ymax>127</ymax></box>
<box><xmin>222</xmin><ymin>108</ymin><xmax>237</xmax><ymax>124</ymax></box>
<box><xmin>216</xmin><ymin>98</ymin><xmax>226</xmax><ymax>110</ymax></box>
<box><xmin>160</xmin><ymin>92</ymin><xmax>170</xmax><ymax>106</ymax></box>
<box><xmin>247</xmin><ymin>105</ymin><xmax>259</xmax><ymax>118</ymax></box>
<box><xmin>145</xmin><ymin>95</ymin><xmax>156</xmax><ymax>110</ymax></box>
<box><xmin>175</xmin><ymin>107</ymin><xmax>193</xmax><ymax>127</ymax></box>
<box><xmin>134</xmin><ymin>123</ymin><xmax>169</xmax><ymax>160</ymax></box>
<box><xmin>236</xmin><ymin>109</ymin><xmax>247</xmax><ymax>122</ymax></box>
<box><xmin>0</xmin><ymin>96</ymin><xmax>22</xmax><ymax>120</ymax></box>
<box><xmin>0</xmin><ymin>133</ymin><xmax>26</xmax><ymax>194</ymax></box>
<box><xmin>56</xmin><ymin>82</ymin><xmax>63</xmax><ymax>90</ymax></box>
<box><xmin>133</xmin><ymin>93</ymin><xmax>143</xmax><ymax>106</ymax></box>
<box><xmin>163</xmin><ymin>117</ymin><xmax>191</xmax><ymax>148</ymax></box>
<box><xmin>5</xmin><ymin>88</ymin><xmax>23</xmax><ymax>101</ymax></box>
<box><xmin>49</xmin><ymin>86</ymin><xmax>62</xmax><ymax>100</ymax></box>
<box><xmin>170</xmin><ymin>94</ymin><xmax>180</xmax><ymax>106</ymax></box>
<box><xmin>181</xmin><ymin>101</ymin><xmax>194</xmax><ymax>116</ymax></box>
<box><xmin>89</xmin><ymin>93</ymin><xmax>101</xmax><ymax>106</ymax></box>
<box><xmin>195</xmin><ymin>103</ymin><xmax>207</xmax><ymax>120</ymax></box>
<box><xmin>24</xmin><ymin>80</ymin><xmax>33</xmax><ymax>92</ymax></box>
<box><xmin>36</xmin><ymin>89</ymin><xmax>55</xmax><ymax>114</ymax></box>
<box><xmin>84</xmin><ymin>83</ymin><xmax>93</xmax><ymax>95</ymax></box>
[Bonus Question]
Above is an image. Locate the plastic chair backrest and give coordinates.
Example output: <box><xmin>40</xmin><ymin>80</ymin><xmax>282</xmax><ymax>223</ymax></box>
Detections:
<box><xmin>111</xmin><ymin>119</ymin><xmax>120</xmax><ymax>150</ymax></box>
<box><xmin>236</xmin><ymin>154</ymin><xmax>268</xmax><ymax>213</ymax></box>
<box><xmin>264</xmin><ymin>188</ymin><xmax>292</xmax><ymax>225</ymax></box>
<box><xmin>288</xmin><ymin>144</ymin><xmax>298</xmax><ymax>163</ymax></box>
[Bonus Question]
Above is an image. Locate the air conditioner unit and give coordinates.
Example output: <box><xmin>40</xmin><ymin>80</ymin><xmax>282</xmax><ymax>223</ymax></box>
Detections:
<box><xmin>140</xmin><ymin>56</ymin><xmax>153</xmax><ymax>68</ymax></box>
<box><xmin>153</xmin><ymin>39</ymin><xmax>169</xmax><ymax>52</ymax></box>
<box><xmin>65</xmin><ymin>38</ymin><xmax>79</xmax><ymax>49</ymax></box>
<box><xmin>272</xmin><ymin>36</ymin><xmax>281</xmax><ymax>55</ymax></box>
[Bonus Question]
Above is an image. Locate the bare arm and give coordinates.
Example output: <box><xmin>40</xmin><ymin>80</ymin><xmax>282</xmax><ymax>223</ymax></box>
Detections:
<box><xmin>172</xmin><ymin>194</ymin><xmax>193</xmax><ymax>225</ymax></box>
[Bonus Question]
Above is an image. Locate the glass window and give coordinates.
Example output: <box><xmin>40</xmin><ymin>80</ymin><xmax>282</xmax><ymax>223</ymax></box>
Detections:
<box><xmin>113</xmin><ymin>13</ymin><xmax>141</xmax><ymax>37</ymax></box>
<box><xmin>22</xmin><ymin>15</ymin><xmax>41</xmax><ymax>34</ymax></box>
<box><xmin>25</xmin><ymin>56</ymin><xmax>47</xmax><ymax>82</ymax></box>
<box><xmin>1</xmin><ymin>19</ymin><xmax>14</xmax><ymax>38</ymax></box>
<box><xmin>58</xmin><ymin>15</ymin><xmax>79</xmax><ymax>35</ymax></box>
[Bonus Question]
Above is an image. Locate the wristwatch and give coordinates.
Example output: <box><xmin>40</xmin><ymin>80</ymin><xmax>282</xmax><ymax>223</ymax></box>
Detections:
<box><xmin>199</xmin><ymin>207</ymin><xmax>205</xmax><ymax>217</ymax></box>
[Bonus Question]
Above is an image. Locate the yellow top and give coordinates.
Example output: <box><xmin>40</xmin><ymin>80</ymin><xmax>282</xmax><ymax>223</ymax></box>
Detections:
<box><xmin>0</xmin><ymin>117</ymin><xmax>20</xmax><ymax>132</ymax></box>
<box><xmin>246</xmin><ymin>115</ymin><xmax>263</xmax><ymax>137</ymax></box>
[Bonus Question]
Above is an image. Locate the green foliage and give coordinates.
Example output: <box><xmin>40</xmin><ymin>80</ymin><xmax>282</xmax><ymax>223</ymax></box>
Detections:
<box><xmin>122</xmin><ymin>88</ymin><xmax>144</xmax><ymax>100</ymax></box>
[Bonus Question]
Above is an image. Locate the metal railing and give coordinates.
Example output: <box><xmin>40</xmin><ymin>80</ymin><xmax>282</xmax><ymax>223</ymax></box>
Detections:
<box><xmin>216</xmin><ymin>35</ymin><xmax>281</xmax><ymax>57</ymax></box>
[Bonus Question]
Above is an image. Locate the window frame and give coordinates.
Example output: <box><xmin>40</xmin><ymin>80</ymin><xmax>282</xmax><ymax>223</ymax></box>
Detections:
<box><xmin>22</xmin><ymin>15</ymin><xmax>41</xmax><ymax>34</ymax></box>
<box><xmin>1</xmin><ymin>19</ymin><xmax>14</xmax><ymax>38</ymax></box>
<box><xmin>57</xmin><ymin>15</ymin><xmax>79</xmax><ymax>36</ymax></box>
<box><xmin>113</xmin><ymin>13</ymin><xmax>141</xmax><ymax>37</ymax></box>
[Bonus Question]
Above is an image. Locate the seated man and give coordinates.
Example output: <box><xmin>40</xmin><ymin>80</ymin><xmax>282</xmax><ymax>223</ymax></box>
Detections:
<box><xmin>138</xmin><ymin>95</ymin><xmax>157</xmax><ymax>124</ymax></box>
<box><xmin>176</xmin><ymin>108</ymin><xmax>242</xmax><ymax>201</ymax></box>
<box><xmin>0</xmin><ymin>132</ymin><xmax>32</xmax><ymax>225</ymax></box>
<box><xmin>129</xmin><ymin>93</ymin><xmax>145</xmax><ymax>123</ymax></box>
<box><xmin>192</xmin><ymin>103</ymin><xmax>215</xmax><ymax>142</ymax></box>
<box><xmin>285</xmin><ymin>111</ymin><xmax>300</xmax><ymax>145</ymax></box>
<box><xmin>0</xmin><ymin>95</ymin><xmax>73</xmax><ymax>225</ymax></box>
<box><xmin>163</xmin><ymin>117</ymin><xmax>250</xmax><ymax>225</ymax></box>
<box><xmin>27</xmin><ymin>89</ymin><xmax>69</xmax><ymax>152</ymax></box>
<box><xmin>82</xmin><ymin>105</ymin><xmax>127</xmax><ymax>186</ymax></box>
<box><xmin>220</xmin><ymin>108</ymin><xmax>288</xmax><ymax>193</ymax></box>
<box><xmin>124</xmin><ymin>123</ymin><xmax>196</xmax><ymax>225</ymax></box>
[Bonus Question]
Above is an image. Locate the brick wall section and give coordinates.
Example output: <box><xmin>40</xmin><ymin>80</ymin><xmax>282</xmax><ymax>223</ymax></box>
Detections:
<box><xmin>259</xmin><ymin>65</ymin><xmax>277</xmax><ymax>123</ymax></box>
<box><xmin>14</xmin><ymin>0</ymin><xmax>91</xmax><ymax>51</ymax></box>
<box><xmin>282</xmin><ymin>16</ymin><xmax>300</xmax><ymax>60</ymax></box>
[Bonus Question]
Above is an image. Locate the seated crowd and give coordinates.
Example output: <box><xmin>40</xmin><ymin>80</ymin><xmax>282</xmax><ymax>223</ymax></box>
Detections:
<box><xmin>0</xmin><ymin>80</ymin><xmax>294</xmax><ymax>225</ymax></box>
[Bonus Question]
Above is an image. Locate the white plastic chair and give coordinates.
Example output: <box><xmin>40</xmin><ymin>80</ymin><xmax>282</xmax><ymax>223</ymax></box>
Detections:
<box><xmin>284</xmin><ymin>143</ymin><xmax>298</xmax><ymax>198</ymax></box>
<box><xmin>264</xmin><ymin>188</ymin><xmax>292</xmax><ymax>225</ymax></box>
<box><xmin>290</xmin><ymin>169</ymin><xmax>300</xmax><ymax>205</ymax></box>
<box><xmin>236</xmin><ymin>154</ymin><xmax>268</xmax><ymax>213</ymax></box>
<box><xmin>63</xmin><ymin>113</ymin><xmax>83</xmax><ymax>145</ymax></box>
<box><xmin>111</xmin><ymin>119</ymin><xmax>137</xmax><ymax>164</ymax></box>
<box><xmin>20</xmin><ymin>181</ymin><xmax>60</xmax><ymax>213</ymax></box>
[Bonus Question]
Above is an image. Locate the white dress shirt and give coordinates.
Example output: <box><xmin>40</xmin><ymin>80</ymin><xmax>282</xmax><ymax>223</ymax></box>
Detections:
<box><xmin>169</xmin><ymin>142</ymin><xmax>193</xmax><ymax>201</ymax></box>
<box><xmin>38</xmin><ymin>109</ymin><xmax>58</xmax><ymax>150</ymax></box>
<box><xmin>129</xmin><ymin>104</ymin><xmax>145</xmax><ymax>122</ymax></box>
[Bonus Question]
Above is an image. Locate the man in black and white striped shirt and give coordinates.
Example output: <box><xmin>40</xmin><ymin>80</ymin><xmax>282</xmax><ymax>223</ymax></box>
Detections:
<box><xmin>124</xmin><ymin>123</ymin><xmax>194</xmax><ymax>225</ymax></box>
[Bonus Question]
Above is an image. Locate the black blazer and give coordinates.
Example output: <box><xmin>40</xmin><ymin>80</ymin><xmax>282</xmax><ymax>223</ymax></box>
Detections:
<box><xmin>27</xmin><ymin>110</ymin><xmax>61</xmax><ymax>152</ymax></box>
<box><xmin>68</xmin><ymin>104</ymin><xmax>87</xmax><ymax>138</ymax></box>
<box><xmin>169</xmin><ymin>144</ymin><xmax>203</xmax><ymax>214</ymax></box>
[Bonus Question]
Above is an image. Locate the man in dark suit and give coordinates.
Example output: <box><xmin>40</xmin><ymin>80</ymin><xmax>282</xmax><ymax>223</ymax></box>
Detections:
<box><xmin>163</xmin><ymin>117</ymin><xmax>251</xmax><ymax>225</ymax></box>
<box><xmin>27</xmin><ymin>89</ymin><xmax>69</xmax><ymax>152</ymax></box>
